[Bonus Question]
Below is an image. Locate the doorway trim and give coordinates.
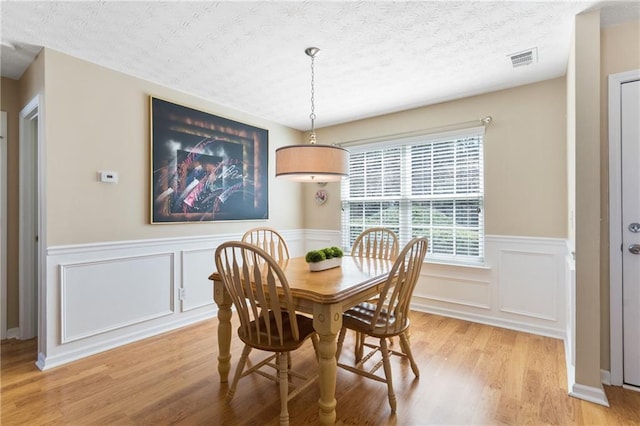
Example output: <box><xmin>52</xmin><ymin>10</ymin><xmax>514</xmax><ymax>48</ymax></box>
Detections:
<box><xmin>18</xmin><ymin>95</ymin><xmax>44</xmax><ymax>342</ymax></box>
<box><xmin>609</xmin><ymin>69</ymin><xmax>640</xmax><ymax>387</ymax></box>
<box><xmin>1</xmin><ymin>111</ymin><xmax>7</xmax><ymax>340</ymax></box>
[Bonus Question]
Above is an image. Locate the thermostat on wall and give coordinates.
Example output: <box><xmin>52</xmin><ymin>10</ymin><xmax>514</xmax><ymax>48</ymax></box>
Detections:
<box><xmin>99</xmin><ymin>171</ymin><xmax>119</xmax><ymax>183</ymax></box>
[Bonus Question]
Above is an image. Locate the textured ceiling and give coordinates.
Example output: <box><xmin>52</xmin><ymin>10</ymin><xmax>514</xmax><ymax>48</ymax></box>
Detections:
<box><xmin>1</xmin><ymin>1</ymin><xmax>638</xmax><ymax>131</ymax></box>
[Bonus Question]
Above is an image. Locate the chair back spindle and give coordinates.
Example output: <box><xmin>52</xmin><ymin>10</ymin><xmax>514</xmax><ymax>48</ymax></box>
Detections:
<box><xmin>242</xmin><ymin>227</ymin><xmax>290</xmax><ymax>262</ymax></box>
<box><xmin>351</xmin><ymin>227</ymin><xmax>399</xmax><ymax>261</ymax></box>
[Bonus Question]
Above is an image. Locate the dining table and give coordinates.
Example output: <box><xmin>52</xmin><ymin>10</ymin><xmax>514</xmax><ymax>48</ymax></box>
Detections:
<box><xmin>209</xmin><ymin>254</ymin><xmax>393</xmax><ymax>425</ymax></box>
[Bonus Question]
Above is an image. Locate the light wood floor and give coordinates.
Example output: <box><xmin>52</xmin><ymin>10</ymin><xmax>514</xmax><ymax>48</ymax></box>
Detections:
<box><xmin>2</xmin><ymin>312</ymin><xmax>639</xmax><ymax>425</ymax></box>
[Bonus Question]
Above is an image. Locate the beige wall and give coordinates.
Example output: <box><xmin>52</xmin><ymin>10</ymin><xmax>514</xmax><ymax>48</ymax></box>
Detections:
<box><xmin>599</xmin><ymin>19</ymin><xmax>640</xmax><ymax>370</ymax></box>
<box><xmin>1</xmin><ymin>77</ymin><xmax>21</xmax><ymax>329</ymax></box>
<box><xmin>573</xmin><ymin>9</ymin><xmax>602</xmax><ymax>389</ymax></box>
<box><xmin>41</xmin><ymin>49</ymin><xmax>303</xmax><ymax>246</ymax></box>
<box><xmin>19</xmin><ymin>49</ymin><xmax>45</xmax><ymax>106</ymax></box>
<box><xmin>305</xmin><ymin>78</ymin><xmax>568</xmax><ymax>239</ymax></box>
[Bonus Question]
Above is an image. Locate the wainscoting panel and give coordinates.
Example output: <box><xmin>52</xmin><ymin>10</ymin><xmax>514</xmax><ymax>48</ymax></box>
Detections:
<box><xmin>303</xmin><ymin>229</ymin><xmax>342</xmax><ymax>253</ymax></box>
<box><xmin>412</xmin><ymin>235</ymin><xmax>568</xmax><ymax>339</ymax></box>
<box><xmin>281</xmin><ymin>229</ymin><xmax>308</xmax><ymax>257</ymax></box>
<box><xmin>42</xmin><ymin>231</ymin><xmax>311</xmax><ymax>370</ymax></box>
<box><xmin>418</xmin><ymin>272</ymin><xmax>491</xmax><ymax>309</ymax></box>
<box><xmin>181</xmin><ymin>248</ymin><xmax>217</xmax><ymax>312</ymax></box>
<box><xmin>498</xmin><ymin>249</ymin><xmax>558</xmax><ymax>320</ymax></box>
<box><xmin>60</xmin><ymin>254</ymin><xmax>174</xmax><ymax>343</ymax></box>
<box><xmin>42</xmin><ymin>231</ymin><xmax>566</xmax><ymax>370</ymax></box>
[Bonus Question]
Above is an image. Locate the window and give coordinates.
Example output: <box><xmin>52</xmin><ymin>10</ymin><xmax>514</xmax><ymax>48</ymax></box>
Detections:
<box><xmin>341</xmin><ymin>127</ymin><xmax>484</xmax><ymax>264</ymax></box>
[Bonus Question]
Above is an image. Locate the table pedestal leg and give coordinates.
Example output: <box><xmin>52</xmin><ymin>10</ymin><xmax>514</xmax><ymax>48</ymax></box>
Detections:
<box><xmin>313</xmin><ymin>303</ymin><xmax>343</xmax><ymax>425</ymax></box>
<box><xmin>213</xmin><ymin>278</ymin><xmax>233</xmax><ymax>383</ymax></box>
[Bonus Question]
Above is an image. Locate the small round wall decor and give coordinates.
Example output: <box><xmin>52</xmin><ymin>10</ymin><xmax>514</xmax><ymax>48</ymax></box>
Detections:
<box><xmin>315</xmin><ymin>189</ymin><xmax>328</xmax><ymax>205</ymax></box>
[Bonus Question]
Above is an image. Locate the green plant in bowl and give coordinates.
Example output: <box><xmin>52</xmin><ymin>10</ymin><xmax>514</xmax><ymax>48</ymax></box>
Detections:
<box><xmin>321</xmin><ymin>248</ymin><xmax>334</xmax><ymax>259</ymax></box>
<box><xmin>305</xmin><ymin>250</ymin><xmax>326</xmax><ymax>263</ymax></box>
<box><xmin>329</xmin><ymin>247</ymin><xmax>344</xmax><ymax>258</ymax></box>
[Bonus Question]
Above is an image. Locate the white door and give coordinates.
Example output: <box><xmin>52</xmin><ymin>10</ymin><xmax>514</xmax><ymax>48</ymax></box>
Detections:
<box><xmin>622</xmin><ymin>79</ymin><xmax>640</xmax><ymax>387</ymax></box>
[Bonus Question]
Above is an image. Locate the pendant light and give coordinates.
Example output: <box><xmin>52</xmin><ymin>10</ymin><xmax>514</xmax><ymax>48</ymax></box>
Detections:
<box><xmin>276</xmin><ymin>47</ymin><xmax>349</xmax><ymax>182</ymax></box>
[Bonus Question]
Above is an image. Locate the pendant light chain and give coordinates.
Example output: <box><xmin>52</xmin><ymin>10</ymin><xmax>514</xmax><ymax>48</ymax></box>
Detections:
<box><xmin>309</xmin><ymin>49</ymin><xmax>317</xmax><ymax>144</ymax></box>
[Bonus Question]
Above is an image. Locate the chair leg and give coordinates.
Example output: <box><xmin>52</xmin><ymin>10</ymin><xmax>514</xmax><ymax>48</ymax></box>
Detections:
<box><xmin>336</xmin><ymin>327</ymin><xmax>347</xmax><ymax>361</ymax></box>
<box><xmin>354</xmin><ymin>331</ymin><xmax>365</xmax><ymax>362</ymax></box>
<box><xmin>399</xmin><ymin>332</ymin><xmax>420</xmax><ymax>377</ymax></box>
<box><xmin>311</xmin><ymin>334</ymin><xmax>320</xmax><ymax>362</ymax></box>
<box><xmin>399</xmin><ymin>324</ymin><xmax>410</xmax><ymax>353</ymax></box>
<box><xmin>278</xmin><ymin>352</ymin><xmax>290</xmax><ymax>426</ymax></box>
<box><xmin>399</xmin><ymin>333</ymin><xmax>409</xmax><ymax>354</ymax></box>
<box><xmin>227</xmin><ymin>344</ymin><xmax>251</xmax><ymax>402</ymax></box>
<box><xmin>379</xmin><ymin>337</ymin><xmax>397</xmax><ymax>414</ymax></box>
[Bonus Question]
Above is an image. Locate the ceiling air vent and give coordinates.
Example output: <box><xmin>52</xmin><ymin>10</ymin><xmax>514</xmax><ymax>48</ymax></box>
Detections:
<box><xmin>508</xmin><ymin>47</ymin><xmax>538</xmax><ymax>68</ymax></box>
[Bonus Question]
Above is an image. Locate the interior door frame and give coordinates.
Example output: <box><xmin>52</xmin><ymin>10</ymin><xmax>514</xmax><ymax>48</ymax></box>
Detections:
<box><xmin>19</xmin><ymin>95</ymin><xmax>44</xmax><ymax>342</ymax></box>
<box><xmin>609</xmin><ymin>68</ymin><xmax>640</xmax><ymax>387</ymax></box>
<box><xmin>1</xmin><ymin>111</ymin><xmax>7</xmax><ymax>340</ymax></box>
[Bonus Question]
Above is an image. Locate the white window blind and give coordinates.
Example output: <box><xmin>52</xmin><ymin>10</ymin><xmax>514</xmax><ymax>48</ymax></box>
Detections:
<box><xmin>341</xmin><ymin>127</ymin><xmax>485</xmax><ymax>264</ymax></box>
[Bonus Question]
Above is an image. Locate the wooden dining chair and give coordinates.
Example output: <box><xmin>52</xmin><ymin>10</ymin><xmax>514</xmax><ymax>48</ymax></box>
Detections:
<box><xmin>242</xmin><ymin>227</ymin><xmax>290</xmax><ymax>262</ymax></box>
<box><xmin>350</xmin><ymin>227</ymin><xmax>400</xmax><ymax>360</ymax></box>
<box><xmin>350</xmin><ymin>227</ymin><xmax>399</xmax><ymax>261</ymax></box>
<box><xmin>214</xmin><ymin>241</ymin><xmax>318</xmax><ymax>426</ymax></box>
<box><xmin>336</xmin><ymin>237</ymin><xmax>428</xmax><ymax>414</ymax></box>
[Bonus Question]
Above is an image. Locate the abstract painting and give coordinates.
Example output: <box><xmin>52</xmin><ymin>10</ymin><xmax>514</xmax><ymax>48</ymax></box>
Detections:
<box><xmin>151</xmin><ymin>97</ymin><xmax>268</xmax><ymax>223</ymax></box>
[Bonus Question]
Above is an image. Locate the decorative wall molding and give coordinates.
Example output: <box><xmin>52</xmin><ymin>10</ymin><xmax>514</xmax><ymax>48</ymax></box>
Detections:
<box><xmin>302</xmin><ymin>229</ymin><xmax>342</xmax><ymax>252</ymax></box>
<box><xmin>60</xmin><ymin>253</ymin><xmax>175</xmax><ymax>343</ymax></box>
<box><xmin>498</xmin><ymin>249</ymin><xmax>558</xmax><ymax>321</ymax></box>
<box><xmin>48</xmin><ymin>234</ymin><xmax>241</xmax><ymax>256</ymax></box>
<box><xmin>412</xmin><ymin>234</ymin><xmax>568</xmax><ymax>339</ymax></box>
<box><xmin>41</xmin><ymin>230</ymin><xmax>308</xmax><ymax>370</ymax></box>
<box><xmin>417</xmin><ymin>272</ymin><xmax>491</xmax><ymax>310</ymax></box>
<box><xmin>181</xmin><ymin>247</ymin><xmax>217</xmax><ymax>312</ymax></box>
<box><xmin>566</xmin><ymin>253</ymin><xmax>576</xmax><ymax>372</ymax></box>
<box><xmin>41</xmin><ymin>231</ymin><xmax>567</xmax><ymax>369</ymax></box>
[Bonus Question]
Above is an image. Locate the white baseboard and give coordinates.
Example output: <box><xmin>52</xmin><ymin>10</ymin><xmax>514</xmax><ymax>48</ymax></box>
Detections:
<box><xmin>569</xmin><ymin>383</ymin><xmax>610</xmax><ymax>407</ymax></box>
<box><xmin>36</xmin><ymin>351</ymin><xmax>46</xmax><ymax>370</ymax></box>
<box><xmin>6</xmin><ymin>327</ymin><xmax>20</xmax><ymax>339</ymax></box>
<box><xmin>623</xmin><ymin>384</ymin><xmax>640</xmax><ymax>392</ymax></box>
<box><xmin>565</xmin><ymin>335</ymin><xmax>610</xmax><ymax>407</ymax></box>
<box><xmin>601</xmin><ymin>369</ymin><xmax>640</xmax><ymax>393</ymax></box>
<box><xmin>37</xmin><ymin>310</ymin><xmax>215</xmax><ymax>370</ymax></box>
<box><xmin>412</xmin><ymin>304</ymin><xmax>565</xmax><ymax>339</ymax></box>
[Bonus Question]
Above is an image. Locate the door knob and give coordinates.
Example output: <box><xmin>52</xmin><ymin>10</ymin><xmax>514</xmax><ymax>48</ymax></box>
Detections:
<box><xmin>629</xmin><ymin>244</ymin><xmax>640</xmax><ymax>255</ymax></box>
